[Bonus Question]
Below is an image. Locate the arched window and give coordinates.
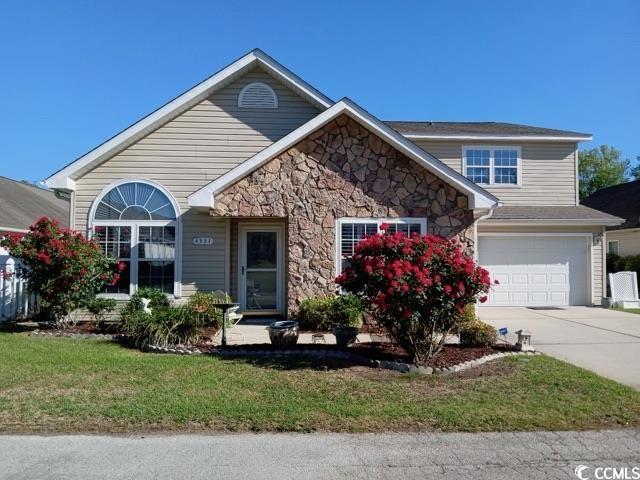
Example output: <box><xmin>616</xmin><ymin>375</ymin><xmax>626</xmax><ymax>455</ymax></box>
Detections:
<box><xmin>90</xmin><ymin>181</ymin><xmax>179</xmax><ymax>296</ymax></box>
<box><xmin>238</xmin><ymin>82</ymin><xmax>278</xmax><ymax>108</ymax></box>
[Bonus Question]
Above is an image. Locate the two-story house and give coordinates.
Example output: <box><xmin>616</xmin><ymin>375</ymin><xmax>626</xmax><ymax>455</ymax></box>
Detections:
<box><xmin>45</xmin><ymin>50</ymin><xmax>621</xmax><ymax>315</ymax></box>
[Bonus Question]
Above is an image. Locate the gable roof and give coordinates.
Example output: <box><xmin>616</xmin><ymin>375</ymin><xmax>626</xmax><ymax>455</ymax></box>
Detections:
<box><xmin>188</xmin><ymin>98</ymin><xmax>499</xmax><ymax>210</ymax></box>
<box><xmin>582</xmin><ymin>180</ymin><xmax>640</xmax><ymax>230</ymax></box>
<box><xmin>386</xmin><ymin>121</ymin><xmax>592</xmax><ymax>141</ymax></box>
<box><xmin>0</xmin><ymin>177</ymin><xmax>69</xmax><ymax>232</ymax></box>
<box><xmin>45</xmin><ymin>49</ymin><xmax>334</xmax><ymax>190</ymax></box>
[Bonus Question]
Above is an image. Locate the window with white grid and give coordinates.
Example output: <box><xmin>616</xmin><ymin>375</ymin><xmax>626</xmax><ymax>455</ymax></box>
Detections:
<box><xmin>464</xmin><ymin>147</ymin><xmax>520</xmax><ymax>185</ymax></box>
<box><xmin>336</xmin><ymin>218</ymin><xmax>427</xmax><ymax>275</ymax></box>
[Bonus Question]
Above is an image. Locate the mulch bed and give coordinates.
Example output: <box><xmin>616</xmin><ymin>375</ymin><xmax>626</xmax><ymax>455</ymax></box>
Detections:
<box><xmin>209</xmin><ymin>341</ymin><xmax>517</xmax><ymax>369</ymax></box>
<box><xmin>351</xmin><ymin>342</ymin><xmax>517</xmax><ymax>368</ymax></box>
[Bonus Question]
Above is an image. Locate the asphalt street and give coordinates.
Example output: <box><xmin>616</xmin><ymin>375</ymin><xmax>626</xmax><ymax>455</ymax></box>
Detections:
<box><xmin>1</xmin><ymin>429</ymin><xmax>639</xmax><ymax>479</ymax></box>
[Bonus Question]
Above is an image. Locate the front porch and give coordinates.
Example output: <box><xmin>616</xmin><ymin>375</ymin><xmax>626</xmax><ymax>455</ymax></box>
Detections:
<box><xmin>213</xmin><ymin>318</ymin><xmax>373</xmax><ymax>345</ymax></box>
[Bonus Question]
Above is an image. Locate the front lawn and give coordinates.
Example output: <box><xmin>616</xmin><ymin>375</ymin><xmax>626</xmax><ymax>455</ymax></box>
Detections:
<box><xmin>1</xmin><ymin>333</ymin><xmax>639</xmax><ymax>433</ymax></box>
<box><xmin>613</xmin><ymin>308</ymin><xmax>640</xmax><ymax>315</ymax></box>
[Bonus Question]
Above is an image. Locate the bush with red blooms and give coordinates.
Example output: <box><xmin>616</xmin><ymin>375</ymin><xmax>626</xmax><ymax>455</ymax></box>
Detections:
<box><xmin>336</xmin><ymin>225</ymin><xmax>494</xmax><ymax>363</ymax></box>
<box><xmin>0</xmin><ymin>217</ymin><xmax>121</xmax><ymax>325</ymax></box>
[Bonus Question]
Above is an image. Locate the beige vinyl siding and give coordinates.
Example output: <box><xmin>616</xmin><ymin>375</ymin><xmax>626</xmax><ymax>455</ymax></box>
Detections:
<box><xmin>478</xmin><ymin>223</ymin><xmax>605</xmax><ymax>305</ymax></box>
<box><xmin>414</xmin><ymin>140</ymin><xmax>579</xmax><ymax>206</ymax></box>
<box><xmin>72</xmin><ymin>66</ymin><xmax>320</xmax><ymax>296</ymax></box>
<box><xmin>606</xmin><ymin>229</ymin><xmax>640</xmax><ymax>257</ymax></box>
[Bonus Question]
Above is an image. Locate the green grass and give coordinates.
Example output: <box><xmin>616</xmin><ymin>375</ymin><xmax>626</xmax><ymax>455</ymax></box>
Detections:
<box><xmin>613</xmin><ymin>308</ymin><xmax>640</xmax><ymax>315</ymax></box>
<box><xmin>1</xmin><ymin>333</ymin><xmax>640</xmax><ymax>433</ymax></box>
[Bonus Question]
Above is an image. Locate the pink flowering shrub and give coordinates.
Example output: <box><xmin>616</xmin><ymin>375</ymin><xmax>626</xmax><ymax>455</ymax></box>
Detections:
<box><xmin>336</xmin><ymin>225</ymin><xmax>494</xmax><ymax>363</ymax></box>
<box><xmin>0</xmin><ymin>217</ymin><xmax>121</xmax><ymax>324</ymax></box>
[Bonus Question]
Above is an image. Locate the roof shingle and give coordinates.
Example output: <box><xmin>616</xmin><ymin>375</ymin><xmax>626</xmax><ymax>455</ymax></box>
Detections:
<box><xmin>0</xmin><ymin>177</ymin><xmax>69</xmax><ymax>231</ymax></box>
<box><xmin>581</xmin><ymin>180</ymin><xmax>640</xmax><ymax>230</ymax></box>
<box><xmin>486</xmin><ymin>205</ymin><xmax>622</xmax><ymax>224</ymax></box>
<box><xmin>384</xmin><ymin>121</ymin><xmax>591</xmax><ymax>139</ymax></box>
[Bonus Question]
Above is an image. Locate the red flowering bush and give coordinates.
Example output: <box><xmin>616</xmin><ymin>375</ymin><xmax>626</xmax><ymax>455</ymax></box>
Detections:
<box><xmin>336</xmin><ymin>225</ymin><xmax>494</xmax><ymax>363</ymax></box>
<box><xmin>0</xmin><ymin>217</ymin><xmax>120</xmax><ymax>325</ymax></box>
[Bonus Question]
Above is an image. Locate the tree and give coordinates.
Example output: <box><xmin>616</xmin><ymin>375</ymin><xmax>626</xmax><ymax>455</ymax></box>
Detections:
<box><xmin>335</xmin><ymin>227</ymin><xmax>493</xmax><ymax>363</ymax></box>
<box><xmin>630</xmin><ymin>156</ymin><xmax>640</xmax><ymax>181</ymax></box>
<box><xmin>0</xmin><ymin>217</ymin><xmax>122</xmax><ymax>326</ymax></box>
<box><xmin>579</xmin><ymin>145</ymin><xmax>629</xmax><ymax>199</ymax></box>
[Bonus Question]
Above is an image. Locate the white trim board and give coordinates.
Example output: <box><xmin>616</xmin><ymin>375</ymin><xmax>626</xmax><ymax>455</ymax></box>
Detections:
<box><xmin>45</xmin><ymin>49</ymin><xmax>334</xmax><ymax>190</ymax></box>
<box><xmin>188</xmin><ymin>98</ymin><xmax>499</xmax><ymax>210</ymax></box>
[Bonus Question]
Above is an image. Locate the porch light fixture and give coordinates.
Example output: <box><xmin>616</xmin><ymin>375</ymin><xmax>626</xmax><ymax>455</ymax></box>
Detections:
<box><xmin>515</xmin><ymin>329</ymin><xmax>534</xmax><ymax>352</ymax></box>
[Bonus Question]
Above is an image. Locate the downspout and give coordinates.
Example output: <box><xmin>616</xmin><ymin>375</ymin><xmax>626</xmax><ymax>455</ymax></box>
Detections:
<box><xmin>472</xmin><ymin>204</ymin><xmax>499</xmax><ymax>262</ymax></box>
<box><xmin>473</xmin><ymin>204</ymin><xmax>499</xmax><ymax>317</ymax></box>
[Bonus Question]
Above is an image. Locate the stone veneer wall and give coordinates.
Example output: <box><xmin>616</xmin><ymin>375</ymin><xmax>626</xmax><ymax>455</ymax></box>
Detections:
<box><xmin>213</xmin><ymin>115</ymin><xmax>475</xmax><ymax>315</ymax></box>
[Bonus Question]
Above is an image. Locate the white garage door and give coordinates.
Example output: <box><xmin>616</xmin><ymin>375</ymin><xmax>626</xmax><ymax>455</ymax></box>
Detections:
<box><xmin>478</xmin><ymin>236</ymin><xmax>590</xmax><ymax>306</ymax></box>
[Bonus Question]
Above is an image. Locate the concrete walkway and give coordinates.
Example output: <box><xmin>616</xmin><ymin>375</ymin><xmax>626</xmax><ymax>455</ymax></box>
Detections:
<box><xmin>2</xmin><ymin>430</ymin><xmax>639</xmax><ymax>479</ymax></box>
<box><xmin>214</xmin><ymin>321</ymin><xmax>373</xmax><ymax>345</ymax></box>
<box><xmin>480</xmin><ymin>307</ymin><xmax>640</xmax><ymax>389</ymax></box>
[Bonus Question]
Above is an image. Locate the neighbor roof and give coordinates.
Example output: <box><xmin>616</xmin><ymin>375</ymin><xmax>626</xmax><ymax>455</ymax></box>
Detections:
<box><xmin>45</xmin><ymin>49</ymin><xmax>334</xmax><ymax>190</ymax></box>
<box><xmin>484</xmin><ymin>205</ymin><xmax>623</xmax><ymax>226</ymax></box>
<box><xmin>385</xmin><ymin>121</ymin><xmax>592</xmax><ymax>141</ymax></box>
<box><xmin>581</xmin><ymin>180</ymin><xmax>640</xmax><ymax>230</ymax></box>
<box><xmin>188</xmin><ymin>98</ymin><xmax>500</xmax><ymax>210</ymax></box>
<box><xmin>0</xmin><ymin>177</ymin><xmax>69</xmax><ymax>232</ymax></box>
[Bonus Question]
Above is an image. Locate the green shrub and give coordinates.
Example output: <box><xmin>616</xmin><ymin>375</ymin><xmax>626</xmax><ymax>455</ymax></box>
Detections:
<box><xmin>120</xmin><ymin>287</ymin><xmax>171</xmax><ymax>324</ymax></box>
<box><xmin>297</xmin><ymin>294</ymin><xmax>363</xmax><ymax>330</ymax></box>
<box><xmin>121</xmin><ymin>305</ymin><xmax>205</xmax><ymax>348</ymax></box>
<box><xmin>83</xmin><ymin>297</ymin><xmax>117</xmax><ymax>330</ymax></box>
<box><xmin>459</xmin><ymin>321</ymin><xmax>498</xmax><ymax>347</ymax></box>
<box><xmin>460</xmin><ymin>304</ymin><xmax>477</xmax><ymax>325</ymax></box>
<box><xmin>186</xmin><ymin>292</ymin><xmax>224</xmax><ymax>328</ymax></box>
<box><xmin>297</xmin><ymin>297</ymin><xmax>334</xmax><ymax>330</ymax></box>
<box><xmin>332</xmin><ymin>294</ymin><xmax>363</xmax><ymax>328</ymax></box>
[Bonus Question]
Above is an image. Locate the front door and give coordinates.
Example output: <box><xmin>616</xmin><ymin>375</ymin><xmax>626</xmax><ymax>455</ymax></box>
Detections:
<box><xmin>238</xmin><ymin>224</ymin><xmax>283</xmax><ymax>314</ymax></box>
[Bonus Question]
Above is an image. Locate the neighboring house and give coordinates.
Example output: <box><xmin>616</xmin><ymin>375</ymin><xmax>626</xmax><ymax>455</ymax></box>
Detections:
<box><xmin>0</xmin><ymin>176</ymin><xmax>70</xmax><ymax>263</ymax></box>
<box><xmin>44</xmin><ymin>49</ymin><xmax>621</xmax><ymax>314</ymax></box>
<box><xmin>582</xmin><ymin>180</ymin><xmax>640</xmax><ymax>257</ymax></box>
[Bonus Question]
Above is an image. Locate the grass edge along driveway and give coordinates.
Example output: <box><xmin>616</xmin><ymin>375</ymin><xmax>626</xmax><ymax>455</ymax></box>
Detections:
<box><xmin>1</xmin><ymin>333</ymin><xmax>639</xmax><ymax>433</ymax></box>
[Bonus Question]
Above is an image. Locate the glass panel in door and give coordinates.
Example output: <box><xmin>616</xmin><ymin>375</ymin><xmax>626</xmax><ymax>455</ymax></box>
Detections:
<box><xmin>244</xmin><ymin>231</ymin><xmax>278</xmax><ymax>311</ymax></box>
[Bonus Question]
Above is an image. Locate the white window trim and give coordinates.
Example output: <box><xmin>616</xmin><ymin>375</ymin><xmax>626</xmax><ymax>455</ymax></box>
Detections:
<box><xmin>608</xmin><ymin>240</ymin><xmax>620</xmax><ymax>255</ymax></box>
<box><xmin>462</xmin><ymin>145</ymin><xmax>522</xmax><ymax>187</ymax></box>
<box><xmin>238</xmin><ymin>82</ymin><xmax>278</xmax><ymax>109</ymax></box>
<box><xmin>335</xmin><ymin>217</ymin><xmax>428</xmax><ymax>276</ymax></box>
<box><xmin>88</xmin><ymin>179</ymin><xmax>182</xmax><ymax>298</ymax></box>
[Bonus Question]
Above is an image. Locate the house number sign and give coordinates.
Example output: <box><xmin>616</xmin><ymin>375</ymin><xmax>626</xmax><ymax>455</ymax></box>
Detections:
<box><xmin>192</xmin><ymin>236</ymin><xmax>214</xmax><ymax>246</ymax></box>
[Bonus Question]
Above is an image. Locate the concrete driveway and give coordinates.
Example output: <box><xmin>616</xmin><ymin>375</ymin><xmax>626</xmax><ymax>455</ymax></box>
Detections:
<box><xmin>479</xmin><ymin>307</ymin><xmax>640</xmax><ymax>389</ymax></box>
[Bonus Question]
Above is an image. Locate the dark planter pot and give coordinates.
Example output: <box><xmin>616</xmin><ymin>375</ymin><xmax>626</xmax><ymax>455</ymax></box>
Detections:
<box><xmin>267</xmin><ymin>321</ymin><xmax>299</xmax><ymax>347</ymax></box>
<box><xmin>333</xmin><ymin>326</ymin><xmax>359</xmax><ymax>347</ymax></box>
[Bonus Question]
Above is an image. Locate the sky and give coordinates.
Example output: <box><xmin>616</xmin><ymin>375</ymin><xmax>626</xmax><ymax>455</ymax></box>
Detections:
<box><xmin>1</xmin><ymin>0</ymin><xmax>638</xmax><ymax>183</ymax></box>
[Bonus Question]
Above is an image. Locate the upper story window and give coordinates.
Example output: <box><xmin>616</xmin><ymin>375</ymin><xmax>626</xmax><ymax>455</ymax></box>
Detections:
<box><xmin>463</xmin><ymin>147</ymin><xmax>521</xmax><ymax>186</ymax></box>
<box><xmin>238</xmin><ymin>82</ymin><xmax>278</xmax><ymax>108</ymax></box>
<box><xmin>90</xmin><ymin>181</ymin><xmax>179</xmax><ymax>297</ymax></box>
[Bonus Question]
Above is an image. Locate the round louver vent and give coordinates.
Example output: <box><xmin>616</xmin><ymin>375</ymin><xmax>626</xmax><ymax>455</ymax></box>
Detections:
<box><xmin>238</xmin><ymin>82</ymin><xmax>278</xmax><ymax>109</ymax></box>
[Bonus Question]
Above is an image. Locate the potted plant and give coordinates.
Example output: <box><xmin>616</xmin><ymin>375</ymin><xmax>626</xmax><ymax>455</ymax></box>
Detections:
<box><xmin>330</xmin><ymin>294</ymin><xmax>363</xmax><ymax>347</ymax></box>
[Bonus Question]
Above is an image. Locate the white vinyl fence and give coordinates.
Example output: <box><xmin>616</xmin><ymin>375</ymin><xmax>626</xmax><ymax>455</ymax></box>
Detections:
<box><xmin>1</xmin><ymin>258</ymin><xmax>38</xmax><ymax>322</ymax></box>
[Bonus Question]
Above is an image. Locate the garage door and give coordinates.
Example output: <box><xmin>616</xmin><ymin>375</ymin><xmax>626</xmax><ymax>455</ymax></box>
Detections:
<box><xmin>478</xmin><ymin>236</ymin><xmax>589</xmax><ymax>306</ymax></box>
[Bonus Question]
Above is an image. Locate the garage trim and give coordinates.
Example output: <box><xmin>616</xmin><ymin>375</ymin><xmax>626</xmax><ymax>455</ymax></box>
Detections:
<box><xmin>477</xmin><ymin>232</ymin><xmax>594</xmax><ymax>306</ymax></box>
